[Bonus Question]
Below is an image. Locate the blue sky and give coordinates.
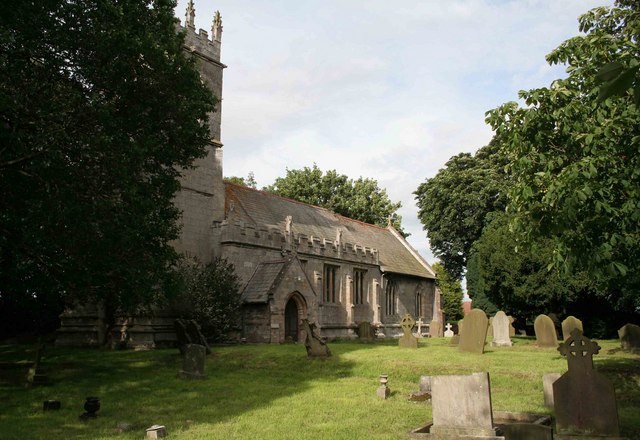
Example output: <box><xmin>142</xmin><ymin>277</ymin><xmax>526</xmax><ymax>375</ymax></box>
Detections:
<box><xmin>175</xmin><ymin>0</ymin><xmax>612</xmax><ymax>265</ymax></box>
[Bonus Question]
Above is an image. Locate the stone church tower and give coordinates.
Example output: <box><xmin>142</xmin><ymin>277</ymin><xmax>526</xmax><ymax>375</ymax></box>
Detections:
<box><xmin>172</xmin><ymin>1</ymin><xmax>226</xmax><ymax>263</ymax></box>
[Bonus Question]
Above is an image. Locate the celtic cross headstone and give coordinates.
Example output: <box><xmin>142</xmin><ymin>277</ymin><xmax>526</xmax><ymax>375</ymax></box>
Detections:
<box><xmin>399</xmin><ymin>314</ymin><xmax>418</xmax><ymax>348</ymax></box>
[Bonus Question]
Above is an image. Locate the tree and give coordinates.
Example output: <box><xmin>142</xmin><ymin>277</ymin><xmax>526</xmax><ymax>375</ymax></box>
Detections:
<box><xmin>225</xmin><ymin>171</ymin><xmax>257</xmax><ymax>188</ymax></box>
<box><xmin>264</xmin><ymin>164</ymin><xmax>405</xmax><ymax>233</ymax></box>
<box><xmin>485</xmin><ymin>1</ymin><xmax>640</xmax><ymax>312</ymax></box>
<box><xmin>414</xmin><ymin>142</ymin><xmax>509</xmax><ymax>279</ymax></box>
<box><xmin>432</xmin><ymin>262</ymin><xmax>463</xmax><ymax>322</ymax></box>
<box><xmin>174</xmin><ymin>257</ymin><xmax>241</xmax><ymax>342</ymax></box>
<box><xmin>0</xmin><ymin>0</ymin><xmax>215</xmax><ymax>336</ymax></box>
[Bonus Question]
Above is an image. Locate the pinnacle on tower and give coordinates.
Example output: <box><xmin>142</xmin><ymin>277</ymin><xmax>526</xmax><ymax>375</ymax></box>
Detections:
<box><xmin>185</xmin><ymin>0</ymin><xmax>196</xmax><ymax>30</ymax></box>
<box><xmin>212</xmin><ymin>10</ymin><xmax>223</xmax><ymax>42</ymax></box>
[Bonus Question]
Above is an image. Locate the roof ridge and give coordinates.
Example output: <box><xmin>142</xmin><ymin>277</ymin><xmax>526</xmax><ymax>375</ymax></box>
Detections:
<box><xmin>223</xmin><ymin>181</ymin><xmax>389</xmax><ymax>231</ymax></box>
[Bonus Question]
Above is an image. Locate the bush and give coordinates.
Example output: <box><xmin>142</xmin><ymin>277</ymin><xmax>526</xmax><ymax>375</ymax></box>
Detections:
<box><xmin>175</xmin><ymin>257</ymin><xmax>242</xmax><ymax>342</ymax></box>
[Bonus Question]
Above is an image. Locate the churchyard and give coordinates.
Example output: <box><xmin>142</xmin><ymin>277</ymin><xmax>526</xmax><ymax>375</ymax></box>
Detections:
<box><xmin>1</xmin><ymin>336</ymin><xmax>638</xmax><ymax>439</ymax></box>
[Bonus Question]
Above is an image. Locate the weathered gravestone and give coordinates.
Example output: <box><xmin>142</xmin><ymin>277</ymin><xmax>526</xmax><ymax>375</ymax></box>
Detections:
<box><xmin>357</xmin><ymin>321</ymin><xmax>374</xmax><ymax>341</ymax></box>
<box><xmin>429</xmin><ymin>319</ymin><xmax>443</xmax><ymax>338</ymax></box>
<box><xmin>429</xmin><ymin>372</ymin><xmax>502</xmax><ymax>438</ymax></box>
<box><xmin>618</xmin><ymin>323</ymin><xmax>640</xmax><ymax>352</ymax></box>
<box><xmin>301</xmin><ymin>319</ymin><xmax>331</xmax><ymax>358</ymax></box>
<box><xmin>459</xmin><ymin>309</ymin><xmax>489</xmax><ymax>354</ymax></box>
<box><xmin>561</xmin><ymin>316</ymin><xmax>583</xmax><ymax>342</ymax></box>
<box><xmin>553</xmin><ymin>329</ymin><xmax>622</xmax><ymax>439</ymax></box>
<box><xmin>178</xmin><ymin>344</ymin><xmax>206</xmax><ymax>379</ymax></box>
<box><xmin>508</xmin><ymin>316</ymin><xmax>516</xmax><ymax>338</ymax></box>
<box><xmin>399</xmin><ymin>314</ymin><xmax>418</xmax><ymax>349</ymax></box>
<box><xmin>444</xmin><ymin>323</ymin><xmax>454</xmax><ymax>338</ymax></box>
<box><xmin>542</xmin><ymin>373</ymin><xmax>561</xmax><ymax>408</ymax></box>
<box><xmin>534</xmin><ymin>314</ymin><xmax>558</xmax><ymax>347</ymax></box>
<box><xmin>491</xmin><ymin>311</ymin><xmax>513</xmax><ymax>347</ymax></box>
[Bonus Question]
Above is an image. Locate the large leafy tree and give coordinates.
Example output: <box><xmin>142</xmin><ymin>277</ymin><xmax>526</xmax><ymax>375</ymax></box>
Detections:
<box><xmin>485</xmin><ymin>1</ymin><xmax>640</xmax><ymax>311</ymax></box>
<box><xmin>264</xmin><ymin>164</ymin><xmax>405</xmax><ymax>233</ymax></box>
<box><xmin>0</xmin><ymin>0</ymin><xmax>215</xmax><ymax>335</ymax></box>
<box><xmin>432</xmin><ymin>262</ymin><xmax>463</xmax><ymax>322</ymax></box>
<box><xmin>414</xmin><ymin>142</ymin><xmax>509</xmax><ymax>279</ymax></box>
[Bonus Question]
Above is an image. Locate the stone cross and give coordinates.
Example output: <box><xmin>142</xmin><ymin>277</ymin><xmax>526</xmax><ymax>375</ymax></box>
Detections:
<box><xmin>444</xmin><ymin>323</ymin><xmax>454</xmax><ymax>337</ymax></box>
<box><xmin>553</xmin><ymin>328</ymin><xmax>620</xmax><ymax>437</ymax></box>
<box><xmin>415</xmin><ymin>318</ymin><xmax>424</xmax><ymax>336</ymax></box>
<box><xmin>401</xmin><ymin>314</ymin><xmax>416</xmax><ymax>337</ymax></box>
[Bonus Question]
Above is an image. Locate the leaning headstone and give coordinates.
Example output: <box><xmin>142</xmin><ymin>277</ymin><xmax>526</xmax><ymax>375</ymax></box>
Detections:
<box><xmin>561</xmin><ymin>316</ymin><xmax>583</xmax><ymax>342</ymax></box>
<box><xmin>301</xmin><ymin>320</ymin><xmax>331</xmax><ymax>358</ymax></box>
<box><xmin>618</xmin><ymin>323</ymin><xmax>640</xmax><ymax>352</ymax></box>
<box><xmin>534</xmin><ymin>314</ymin><xmax>558</xmax><ymax>347</ymax></box>
<box><xmin>429</xmin><ymin>319</ymin><xmax>443</xmax><ymax>338</ymax></box>
<box><xmin>444</xmin><ymin>323</ymin><xmax>454</xmax><ymax>338</ymax></box>
<box><xmin>508</xmin><ymin>316</ymin><xmax>516</xmax><ymax>337</ymax></box>
<box><xmin>542</xmin><ymin>373</ymin><xmax>561</xmax><ymax>408</ymax></box>
<box><xmin>430</xmin><ymin>372</ymin><xmax>501</xmax><ymax>438</ymax></box>
<box><xmin>491</xmin><ymin>311</ymin><xmax>513</xmax><ymax>347</ymax></box>
<box><xmin>178</xmin><ymin>344</ymin><xmax>206</xmax><ymax>379</ymax></box>
<box><xmin>399</xmin><ymin>314</ymin><xmax>418</xmax><ymax>349</ymax></box>
<box><xmin>459</xmin><ymin>309</ymin><xmax>489</xmax><ymax>354</ymax></box>
<box><xmin>357</xmin><ymin>321</ymin><xmax>374</xmax><ymax>341</ymax></box>
<box><xmin>554</xmin><ymin>329</ymin><xmax>621</xmax><ymax>438</ymax></box>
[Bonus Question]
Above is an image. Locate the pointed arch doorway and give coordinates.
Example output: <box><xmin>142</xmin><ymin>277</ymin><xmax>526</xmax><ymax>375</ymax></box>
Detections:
<box><xmin>284</xmin><ymin>293</ymin><xmax>307</xmax><ymax>342</ymax></box>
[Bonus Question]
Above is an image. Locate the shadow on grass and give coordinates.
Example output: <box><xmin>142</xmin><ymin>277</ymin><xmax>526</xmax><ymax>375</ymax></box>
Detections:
<box><xmin>0</xmin><ymin>341</ymin><xmax>381</xmax><ymax>440</ymax></box>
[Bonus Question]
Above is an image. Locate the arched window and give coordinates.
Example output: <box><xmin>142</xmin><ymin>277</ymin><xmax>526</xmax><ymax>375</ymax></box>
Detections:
<box><xmin>415</xmin><ymin>292</ymin><xmax>422</xmax><ymax>319</ymax></box>
<box><xmin>385</xmin><ymin>280</ymin><xmax>397</xmax><ymax>315</ymax></box>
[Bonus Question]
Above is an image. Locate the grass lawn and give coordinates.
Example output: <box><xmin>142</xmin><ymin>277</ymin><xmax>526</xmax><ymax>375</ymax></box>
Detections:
<box><xmin>0</xmin><ymin>337</ymin><xmax>638</xmax><ymax>439</ymax></box>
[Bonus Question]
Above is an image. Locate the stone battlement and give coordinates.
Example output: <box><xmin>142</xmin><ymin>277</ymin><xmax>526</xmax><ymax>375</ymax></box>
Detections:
<box><xmin>178</xmin><ymin>1</ymin><xmax>222</xmax><ymax>63</ymax></box>
<box><xmin>215</xmin><ymin>220</ymin><xmax>379</xmax><ymax>265</ymax></box>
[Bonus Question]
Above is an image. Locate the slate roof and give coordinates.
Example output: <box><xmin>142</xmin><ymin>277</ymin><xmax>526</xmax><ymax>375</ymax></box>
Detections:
<box><xmin>242</xmin><ymin>260</ymin><xmax>287</xmax><ymax>303</ymax></box>
<box><xmin>225</xmin><ymin>183</ymin><xmax>435</xmax><ymax>280</ymax></box>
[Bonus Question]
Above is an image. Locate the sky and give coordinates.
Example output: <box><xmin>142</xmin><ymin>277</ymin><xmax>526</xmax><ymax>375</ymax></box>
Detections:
<box><xmin>175</xmin><ymin>0</ymin><xmax>613</xmax><ymax>266</ymax></box>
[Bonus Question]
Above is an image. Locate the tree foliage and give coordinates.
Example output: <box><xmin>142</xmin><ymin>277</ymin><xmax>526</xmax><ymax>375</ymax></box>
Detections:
<box><xmin>264</xmin><ymin>164</ymin><xmax>405</xmax><ymax>233</ymax></box>
<box><xmin>414</xmin><ymin>142</ymin><xmax>509</xmax><ymax>279</ymax></box>
<box><xmin>485</xmin><ymin>1</ymin><xmax>640</xmax><ymax>311</ymax></box>
<box><xmin>174</xmin><ymin>258</ymin><xmax>241</xmax><ymax>342</ymax></box>
<box><xmin>0</xmin><ymin>0</ymin><xmax>215</xmax><ymax>326</ymax></box>
<box><xmin>432</xmin><ymin>262</ymin><xmax>463</xmax><ymax>322</ymax></box>
<box><xmin>225</xmin><ymin>171</ymin><xmax>257</xmax><ymax>189</ymax></box>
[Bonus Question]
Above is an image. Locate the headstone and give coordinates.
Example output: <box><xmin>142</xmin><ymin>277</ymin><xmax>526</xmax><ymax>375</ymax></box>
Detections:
<box><xmin>301</xmin><ymin>320</ymin><xmax>331</xmax><ymax>358</ymax></box>
<box><xmin>26</xmin><ymin>341</ymin><xmax>48</xmax><ymax>386</ymax></box>
<box><xmin>415</xmin><ymin>318</ymin><xmax>424</xmax><ymax>337</ymax></box>
<box><xmin>444</xmin><ymin>323</ymin><xmax>454</xmax><ymax>338</ymax></box>
<box><xmin>430</xmin><ymin>372</ymin><xmax>500</xmax><ymax>438</ymax></box>
<box><xmin>553</xmin><ymin>329</ymin><xmax>621</xmax><ymax>437</ymax></box>
<box><xmin>618</xmin><ymin>323</ymin><xmax>640</xmax><ymax>351</ymax></box>
<box><xmin>178</xmin><ymin>344</ymin><xmax>206</xmax><ymax>379</ymax></box>
<box><xmin>399</xmin><ymin>314</ymin><xmax>418</xmax><ymax>349</ymax></box>
<box><xmin>146</xmin><ymin>425</ymin><xmax>167</xmax><ymax>439</ymax></box>
<box><xmin>459</xmin><ymin>309</ymin><xmax>489</xmax><ymax>354</ymax></box>
<box><xmin>429</xmin><ymin>319</ymin><xmax>443</xmax><ymax>338</ymax></box>
<box><xmin>542</xmin><ymin>373</ymin><xmax>561</xmax><ymax>408</ymax></box>
<box><xmin>419</xmin><ymin>375</ymin><xmax>431</xmax><ymax>393</ymax></box>
<box><xmin>508</xmin><ymin>316</ymin><xmax>516</xmax><ymax>337</ymax></box>
<box><xmin>357</xmin><ymin>321</ymin><xmax>374</xmax><ymax>341</ymax></box>
<box><xmin>561</xmin><ymin>316</ymin><xmax>583</xmax><ymax>342</ymax></box>
<box><xmin>534</xmin><ymin>314</ymin><xmax>558</xmax><ymax>347</ymax></box>
<box><xmin>491</xmin><ymin>311</ymin><xmax>512</xmax><ymax>347</ymax></box>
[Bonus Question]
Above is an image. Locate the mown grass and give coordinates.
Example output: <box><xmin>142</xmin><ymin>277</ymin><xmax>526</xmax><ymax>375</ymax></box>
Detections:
<box><xmin>0</xmin><ymin>337</ymin><xmax>638</xmax><ymax>439</ymax></box>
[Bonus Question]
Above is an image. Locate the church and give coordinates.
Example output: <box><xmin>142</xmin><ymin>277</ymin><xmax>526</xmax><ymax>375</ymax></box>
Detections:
<box><xmin>57</xmin><ymin>2</ymin><xmax>440</xmax><ymax>347</ymax></box>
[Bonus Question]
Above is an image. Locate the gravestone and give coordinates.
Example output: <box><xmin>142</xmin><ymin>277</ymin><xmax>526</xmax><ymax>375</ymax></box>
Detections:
<box><xmin>618</xmin><ymin>323</ymin><xmax>640</xmax><ymax>351</ymax></box>
<box><xmin>415</xmin><ymin>318</ymin><xmax>425</xmax><ymax>337</ymax></box>
<box><xmin>508</xmin><ymin>316</ymin><xmax>516</xmax><ymax>337</ymax></box>
<box><xmin>444</xmin><ymin>323</ymin><xmax>454</xmax><ymax>338</ymax></box>
<box><xmin>301</xmin><ymin>319</ymin><xmax>331</xmax><ymax>358</ymax></box>
<box><xmin>399</xmin><ymin>314</ymin><xmax>418</xmax><ymax>349</ymax></box>
<box><xmin>542</xmin><ymin>373</ymin><xmax>561</xmax><ymax>408</ymax></box>
<box><xmin>491</xmin><ymin>311</ymin><xmax>512</xmax><ymax>347</ymax></box>
<box><xmin>554</xmin><ymin>329</ymin><xmax>621</xmax><ymax>438</ymax></box>
<box><xmin>534</xmin><ymin>314</ymin><xmax>558</xmax><ymax>347</ymax></box>
<box><xmin>146</xmin><ymin>425</ymin><xmax>167</xmax><ymax>439</ymax></box>
<box><xmin>26</xmin><ymin>341</ymin><xmax>48</xmax><ymax>386</ymax></box>
<box><xmin>561</xmin><ymin>316</ymin><xmax>583</xmax><ymax>342</ymax></box>
<box><xmin>429</xmin><ymin>319</ymin><xmax>443</xmax><ymax>338</ymax></box>
<box><xmin>357</xmin><ymin>321</ymin><xmax>374</xmax><ymax>341</ymax></box>
<box><xmin>178</xmin><ymin>344</ymin><xmax>206</xmax><ymax>379</ymax></box>
<box><xmin>459</xmin><ymin>309</ymin><xmax>489</xmax><ymax>354</ymax></box>
<box><xmin>430</xmin><ymin>372</ymin><xmax>501</xmax><ymax>438</ymax></box>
